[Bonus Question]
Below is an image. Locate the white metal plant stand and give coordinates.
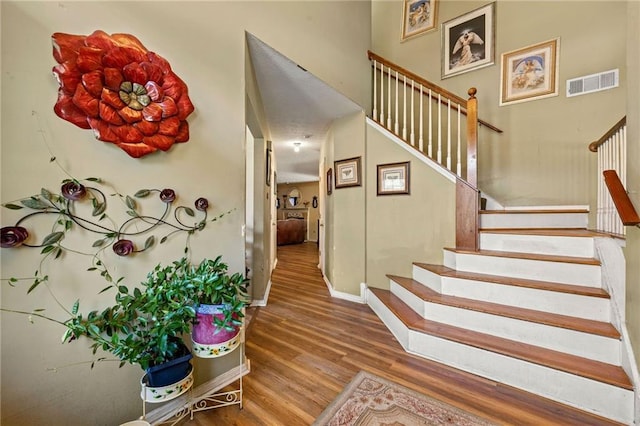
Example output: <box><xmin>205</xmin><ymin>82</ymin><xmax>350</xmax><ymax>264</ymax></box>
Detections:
<box><xmin>139</xmin><ymin>324</ymin><xmax>249</xmax><ymax>426</ymax></box>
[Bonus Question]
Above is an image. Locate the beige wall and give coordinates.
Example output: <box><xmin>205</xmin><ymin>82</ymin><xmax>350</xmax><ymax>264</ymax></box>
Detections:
<box><xmin>372</xmin><ymin>0</ymin><xmax>627</xmax><ymax>208</ymax></box>
<box><xmin>365</xmin><ymin>124</ymin><xmax>456</xmax><ymax>289</ymax></box>
<box><xmin>625</xmin><ymin>0</ymin><xmax>640</xmax><ymax>375</ymax></box>
<box><xmin>0</xmin><ymin>1</ymin><xmax>371</xmax><ymax>424</ymax></box>
<box><xmin>324</xmin><ymin>112</ymin><xmax>367</xmax><ymax>294</ymax></box>
<box><xmin>277</xmin><ymin>181</ymin><xmax>321</xmax><ymax>242</ymax></box>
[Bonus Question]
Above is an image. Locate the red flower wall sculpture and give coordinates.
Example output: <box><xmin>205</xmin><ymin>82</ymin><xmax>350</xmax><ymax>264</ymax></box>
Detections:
<box><xmin>52</xmin><ymin>30</ymin><xmax>195</xmax><ymax>158</ymax></box>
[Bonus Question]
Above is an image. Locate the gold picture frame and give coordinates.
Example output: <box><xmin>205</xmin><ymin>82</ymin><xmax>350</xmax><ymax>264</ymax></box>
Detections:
<box><xmin>377</xmin><ymin>162</ymin><xmax>410</xmax><ymax>196</ymax></box>
<box><xmin>334</xmin><ymin>157</ymin><xmax>362</xmax><ymax>189</ymax></box>
<box><xmin>500</xmin><ymin>38</ymin><xmax>560</xmax><ymax>106</ymax></box>
<box><xmin>401</xmin><ymin>0</ymin><xmax>438</xmax><ymax>41</ymax></box>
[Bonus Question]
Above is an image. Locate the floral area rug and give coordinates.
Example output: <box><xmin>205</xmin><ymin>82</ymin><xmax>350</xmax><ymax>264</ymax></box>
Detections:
<box><xmin>313</xmin><ymin>371</ymin><xmax>496</xmax><ymax>426</ymax></box>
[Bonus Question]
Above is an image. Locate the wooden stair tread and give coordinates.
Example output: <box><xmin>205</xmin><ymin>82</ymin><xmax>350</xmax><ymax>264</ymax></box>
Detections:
<box><xmin>387</xmin><ymin>275</ymin><xmax>619</xmax><ymax>339</ymax></box>
<box><xmin>480</xmin><ymin>209</ymin><xmax>589</xmax><ymax>214</ymax></box>
<box><xmin>444</xmin><ymin>247</ymin><xmax>601</xmax><ymax>266</ymax></box>
<box><xmin>413</xmin><ymin>263</ymin><xmax>610</xmax><ymax>299</ymax></box>
<box><xmin>370</xmin><ymin>288</ymin><xmax>632</xmax><ymax>390</ymax></box>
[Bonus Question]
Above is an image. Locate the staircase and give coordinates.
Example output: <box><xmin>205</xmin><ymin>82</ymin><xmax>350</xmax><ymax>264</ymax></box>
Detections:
<box><xmin>367</xmin><ymin>208</ymin><xmax>635</xmax><ymax>424</ymax></box>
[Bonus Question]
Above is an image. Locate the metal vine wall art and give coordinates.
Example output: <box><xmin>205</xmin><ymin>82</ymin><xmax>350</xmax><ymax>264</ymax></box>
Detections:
<box><xmin>1</xmin><ymin>174</ymin><xmax>227</xmax><ymax>292</ymax></box>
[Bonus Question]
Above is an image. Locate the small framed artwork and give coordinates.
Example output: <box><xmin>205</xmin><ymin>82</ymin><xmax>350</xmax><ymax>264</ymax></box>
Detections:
<box><xmin>334</xmin><ymin>157</ymin><xmax>362</xmax><ymax>189</ymax></box>
<box><xmin>401</xmin><ymin>0</ymin><xmax>438</xmax><ymax>41</ymax></box>
<box><xmin>500</xmin><ymin>38</ymin><xmax>560</xmax><ymax>106</ymax></box>
<box><xmin>377</xmin><ymin>162</ymin><xmax>410</xmax><ymax>196</ymax></box>
<box><xmin>326</xmin><ymin>168</ymin><xmax>333</xmax><ymax>195</ymax></box>
<box><xmin>265</xmin><ymin>148</ymin><xmax>272</xmax><ymax>187</ymax></box>
<box><xmin>442</xmin><ymin>2</ymin><xmax>495</xmax><ymax>79</ymax></box>
<box><xmin>273</xmin><ymin>171</ymin><xmax>277</xmax><ymax>194</ymax></box>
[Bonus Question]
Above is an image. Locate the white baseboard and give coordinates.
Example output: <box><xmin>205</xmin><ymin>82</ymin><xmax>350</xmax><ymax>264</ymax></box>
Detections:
<box><xmin>322</xmin><ymin>275</ymin><xmax>367</xmax><ymax>304</ymax></box>
<box><xmin>250</xmin><ymin>278</ymin><xmax>272</xmax><ymax>307</ymax></box>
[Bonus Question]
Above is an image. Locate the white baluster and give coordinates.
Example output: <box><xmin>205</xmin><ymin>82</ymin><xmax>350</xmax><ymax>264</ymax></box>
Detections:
<box><xmin>402</xmin><ymin>76</ymin><xmax>407</xmax><ymax>140</ymax></box>
<box><xmin>394</xmin><ymin>71</ymin><xmax>399</xmax><ymax>134</ymax></box>
<box><xmin>372</xmin><ymin>60</ymin><xmax>377</xmax><ymax>122</ymax></box>
<box><xmin>597</xmin><ymin>149</ymin><xmax>604</xmax><ymax>231</ymax></box>
<box><xmin>621</xmin><ymin>126</ymin><xmax>627</xmax><ymax>188</ymax></box>
<box><xmin>419</xmin><ymin>84</ymin><xmax>424</xmax><ymax>152</ymax></box>
<box><xmin>446</xmin><ymin>98</ymin><xmax>452</xmax><ymax>171</ymax></box>
<box><xmin>428</xmin><ymin>90</ymin><xmax>433</xmax><ymax>158</ymax></box>
<box><xmin>387</xmin><ymin>67</ymin><xmax>392</xmax><ymax>129</ymax></box>
<box><xmin>380</xmin><ymin>65</ymin><xmax>385</xmax><ymax>124</ymax></box>
<box><xmin>437</xmin><ymin>93</ymin><xmax>442</xmax><ymax>164</ymax></box>
<box><xmin>456</xmin><ymin>104</ymin><xmax>462</xmax><ymax>177</ymax></box>
<box><xmin>410</xmin><ymin>80</ymin><xmax>415</xmax><ymax>146</ymax></box>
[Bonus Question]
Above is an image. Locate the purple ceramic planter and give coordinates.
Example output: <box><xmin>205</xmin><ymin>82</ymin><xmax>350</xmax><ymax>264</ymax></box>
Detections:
<box><xmin>192</xmin><ymin>304</ymin><xmax>240</xmax><ymax>345</ymax></box>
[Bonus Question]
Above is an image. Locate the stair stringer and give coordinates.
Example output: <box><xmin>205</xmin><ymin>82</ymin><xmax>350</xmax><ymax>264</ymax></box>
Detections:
<box><xmin>595</xmin><ymin>236</ymin><xmax>640</xmax><ymax>423</ymax></box>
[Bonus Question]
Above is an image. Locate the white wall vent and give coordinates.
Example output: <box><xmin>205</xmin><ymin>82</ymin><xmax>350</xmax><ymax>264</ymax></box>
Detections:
<box><xmin>566</xmin><ymin>69</ymin><xmax>619</xmax><ymax>97</ymax></box>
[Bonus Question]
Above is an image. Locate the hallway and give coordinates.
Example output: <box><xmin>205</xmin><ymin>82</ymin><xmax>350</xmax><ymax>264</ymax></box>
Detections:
<box><xmin>182</xmin><ymin>242</ymin><xmax>619</xmax><ymax>425</ymax></box>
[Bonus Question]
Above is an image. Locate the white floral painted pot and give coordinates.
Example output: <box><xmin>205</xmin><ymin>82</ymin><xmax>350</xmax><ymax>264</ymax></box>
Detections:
<box><xmin>140</xmin><ymin>366</ymin><xmax>193</xmax><ymax>403</ymax></box>
<box><xmin>191</xmin><ymin>333</ymin><xmax>241</xmax><ymax>358</ymax></box>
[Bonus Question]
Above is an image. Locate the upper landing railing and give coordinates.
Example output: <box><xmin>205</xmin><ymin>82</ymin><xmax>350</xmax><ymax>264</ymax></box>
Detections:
<box><xmin>368</xmin><ymin>51</ymin><xmax>502</xmax><ymax>250</ymax></box>
<box><xmin>589</xmin><ymin>116</ymin><xmax>639</xmax><ymax>235</ymax></box>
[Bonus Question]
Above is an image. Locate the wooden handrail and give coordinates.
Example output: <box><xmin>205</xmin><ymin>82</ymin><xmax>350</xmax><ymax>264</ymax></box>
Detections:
<box><xmin>589</xmin><ymin>116</ymin><xmax>626</xmax><ymax>152</ymax></box>
<box><xmin>603</xmin><ymin>170</ymin><xmax>640</xmax><ymax>226</ymax></box>
<box><xmin>368</xmin><ymin>50</ymin><xmax>503</xmax><ymax>134</ymax></box>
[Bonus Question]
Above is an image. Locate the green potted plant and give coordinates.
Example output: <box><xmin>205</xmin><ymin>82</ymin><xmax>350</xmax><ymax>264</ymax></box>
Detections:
<box><xmin>184</xmin><ymin>256</ymin><xmax>249</xmax><ymax>358</ymax></box>
<box><xmin>64</xmin><ymin>257</ymin><xmax>197</xmax><ymax>388</ymax></box>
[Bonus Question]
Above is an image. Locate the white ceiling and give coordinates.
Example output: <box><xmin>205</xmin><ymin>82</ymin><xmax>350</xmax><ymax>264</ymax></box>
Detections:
<box><xmin>246</xmin><ymin>34</ymin><xmax>362</xmax><ymax>184</ymax></box>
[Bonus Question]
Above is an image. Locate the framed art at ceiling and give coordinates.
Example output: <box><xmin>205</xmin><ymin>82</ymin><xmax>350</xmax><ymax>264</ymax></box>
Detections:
<box><xmin>265</xmin><ymin>147</ymin><xmax>272</xmax><ymax>187</ymax></box>
<box><xmin>334</xmin><ymin>157</ymin><xmax>362</xmax><ymax>189</ymax></box>
<box><xmin>401</xmin><ymin>0</ymin><xmax>438</xmax><ymax>41</ymax></box>
<box><xmin>500</xmin><ymin>38</ymin><xmax>560</xmax><ymax>106</ymax></box>
<box><xmin>377</xmin><ymin>162</ymin><xmax>410</xmax><ymax>196</ymax></box>
<box><xmin>442</xmin><ymin>2</ymin><xmax>495</xmax><ymax>79</ymax></box>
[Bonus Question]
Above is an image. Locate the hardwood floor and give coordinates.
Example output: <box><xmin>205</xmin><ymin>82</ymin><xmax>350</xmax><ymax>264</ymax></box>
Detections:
<box><xmin>182</xmin><ymin>242</ymin><xmax>621</xmax><ymax>425</ymax></box>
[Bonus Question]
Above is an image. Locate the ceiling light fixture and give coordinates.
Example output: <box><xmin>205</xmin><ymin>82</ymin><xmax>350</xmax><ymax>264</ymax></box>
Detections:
<box><xmin>293</xmin><ymin>142</ymin><xmax>301</xmax><ymax>153</ymax></box>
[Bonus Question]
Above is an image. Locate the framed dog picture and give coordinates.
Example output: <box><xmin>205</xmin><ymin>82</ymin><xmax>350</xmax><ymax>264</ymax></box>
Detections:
<box><xmin>500</xmin><ymin>38</ymin><xmax>560</xmax><ymax>106</ymax></box>
<box><xmin>401</xmin><ymin>0</ymin><xmax>438</xmax><ymax>41</ymax></box>
<box><xmin>442</xmin><ymin>2</ymin><xmax>495</xmax><ymax>79</ymax></box>
<box><xmin>334</xmin><ymin>157</ymin><xmax>361</xmax><ymax>189</ymax></box>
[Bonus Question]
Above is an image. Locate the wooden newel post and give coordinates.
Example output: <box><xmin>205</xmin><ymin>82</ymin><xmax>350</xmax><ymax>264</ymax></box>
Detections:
<box><xmin>455</xmin><ymin>87</ymin><xmax>480</xmax><ymax>251</ymax></box>
<box><xmin>466</xmin><ymin>87</ymin><xmax>478</xmax><ymax>188</ymax></box>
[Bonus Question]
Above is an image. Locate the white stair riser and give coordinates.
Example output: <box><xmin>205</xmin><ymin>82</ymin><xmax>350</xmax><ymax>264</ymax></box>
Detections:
<box><xmin>391</xmin><ymin>281</ymin><xmax>620</xmax><ymax>365</ymax></box>
<box><xmin>412</xmin><ymin>266</ymin><xmax>610</xmax><ymax>322</ymax></box>
<box><xmin>480</xmin><ymin>212</ymin><xmax>588</xmax><ymax>229</ymax></box>
<box><xmin>408</xmin><ymin>331</ymin><xmax>633</xmax><ymax>425</ymax></box>
<box><xmin>443</xmin><ymin>251</ymin><xmax>601</xmax><ymax>287</ymax></box>
<box><xmin>366</xmin><ymin>291</ymin><xmax>633</xmax><ymax>424</ymax></box>
<box><xmin>480</xmin><ymin>233</ymin><xmax>595</xmax><ymax>257</ymax></box>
